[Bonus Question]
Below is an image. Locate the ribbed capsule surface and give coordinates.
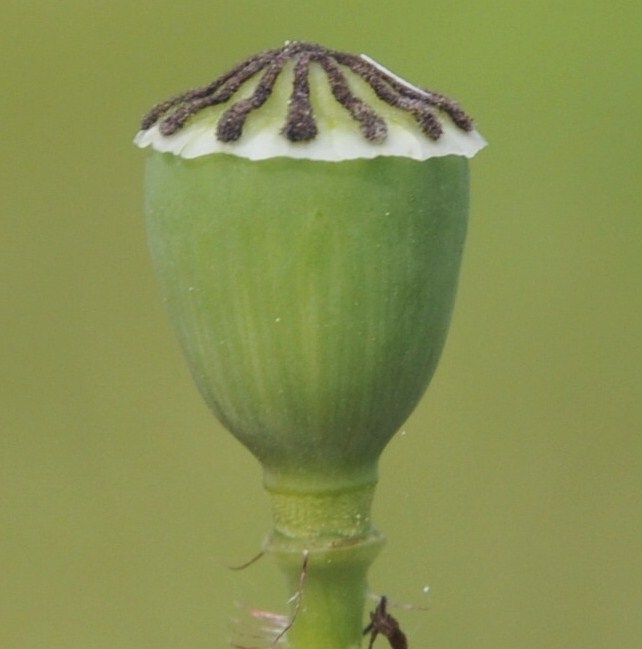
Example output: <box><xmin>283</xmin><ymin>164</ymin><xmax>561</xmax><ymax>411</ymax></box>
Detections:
<box><xmin>145</xmin><ymin>151</ymin><xmax>468</xmax><ymax>482</ymax></box>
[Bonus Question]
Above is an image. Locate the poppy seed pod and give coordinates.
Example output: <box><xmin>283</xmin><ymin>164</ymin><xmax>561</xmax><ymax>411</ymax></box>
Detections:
<box><xmin>136</xmin><ymin>41</ymin><xmax>485</xmax><ymax>649</ymax></box>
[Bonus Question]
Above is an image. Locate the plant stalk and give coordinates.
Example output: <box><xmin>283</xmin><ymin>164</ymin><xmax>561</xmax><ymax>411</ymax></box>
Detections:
<box><xmin>265</xmin><ymin>475</ymin><xmax>384</xmax><ymax>649</ymax></box>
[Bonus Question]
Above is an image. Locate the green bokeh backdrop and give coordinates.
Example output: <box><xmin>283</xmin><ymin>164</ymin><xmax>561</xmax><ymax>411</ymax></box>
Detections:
<box><xmin>2</xmin><ymin>2</ymin><xmax>640</xmax><ymax>648</ymax></box>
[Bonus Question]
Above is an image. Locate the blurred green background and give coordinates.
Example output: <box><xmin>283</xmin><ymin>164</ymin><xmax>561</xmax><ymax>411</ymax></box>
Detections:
<box><xmin>2</xmin><ymin>1</ymin><xmax>640</xmax><ymax>648</ymax></box>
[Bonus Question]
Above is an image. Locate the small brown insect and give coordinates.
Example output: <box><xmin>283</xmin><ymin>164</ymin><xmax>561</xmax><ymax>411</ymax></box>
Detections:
<box><xmin>363</xmin><ymin>596</ymin><xmax>408</xmax><ymax>649</ymax></box>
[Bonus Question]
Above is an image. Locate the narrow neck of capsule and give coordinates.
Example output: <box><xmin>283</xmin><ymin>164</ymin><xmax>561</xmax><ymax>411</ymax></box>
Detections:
<box><xmin>263</xmin><ymin>464</ymin><xmax>379</xmax><ymax>540</ymax></box>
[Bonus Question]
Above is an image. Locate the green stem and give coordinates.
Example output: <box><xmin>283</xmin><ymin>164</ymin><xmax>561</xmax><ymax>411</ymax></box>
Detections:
<box><xmin>264</xmin><ymin>471</ymin><xmax>384</xmax><ymax>649</ymax></box>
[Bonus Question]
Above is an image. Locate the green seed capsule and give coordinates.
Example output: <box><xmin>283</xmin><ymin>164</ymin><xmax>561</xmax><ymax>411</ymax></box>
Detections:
<box><xmin>136</xmin><ymin>41</ymin><xmax>485</xmax><ymax>649</ymax></box>
<box><xmin>137</xmin><ymin>42</ymin><xmax>484</xmax><ymax>494</ymax></box>
<box><xmin>145</xmin><ymin>151</ymin><xmax>468</xmax><ymax>494</ymax></box>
